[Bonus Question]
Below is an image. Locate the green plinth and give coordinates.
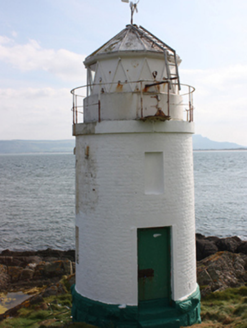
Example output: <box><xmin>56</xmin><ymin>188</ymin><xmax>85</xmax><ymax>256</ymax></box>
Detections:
<box><xmin>71</xmin><ymin>284</ymin><xmax>201</xmax><ymax>328</ymax></box>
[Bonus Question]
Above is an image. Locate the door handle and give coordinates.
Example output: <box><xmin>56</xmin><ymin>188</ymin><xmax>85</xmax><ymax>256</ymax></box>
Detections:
<box><xmin>138</xmin><ymin>268</ymin><xmax>154</xmax><ymax>278</ymax></box>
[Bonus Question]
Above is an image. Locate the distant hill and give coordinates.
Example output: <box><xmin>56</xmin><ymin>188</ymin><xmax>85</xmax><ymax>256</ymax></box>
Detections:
<box><xmin>0</xmin><ymin>140</ymin><xmax>75</xmax><ymax>154</ymax></box>
<box><xmin>0</xmin><ymin>136</ymin><xmax>246</xmax><ymax>154</ymax></box>
<box><xmin>192</xmin><ymin>135</ymin><xmax>246</xmax><ymax>150</ymax></box>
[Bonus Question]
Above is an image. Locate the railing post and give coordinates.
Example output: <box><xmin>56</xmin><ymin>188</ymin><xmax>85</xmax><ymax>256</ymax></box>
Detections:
<box><xmin>167</xmin><ymin>83</ymin><xmax>170</xmax><ymax>117</ymax></box>
<box><xmin>98</xmin><ymin>100</ymin><xmax>101</xmax><ymax>122</ymax></box>
<box><xmin>98</xmin><ymin>90</ymin><xmax>101</xmax><ymax>122</ymax></box>
<box><xmin>75</xmin><ymin>96</ymin><xmax>78</xmax><ymax>124</ymax></box>
<box><xmin>140</xmin><ymin>81</ymin><xmax>143</xmax><ymax>118</ymax></box>
<box><xmin>73</xmin><ymin>94</ymin><xmax>75</xmax><ymax>125</ymax></box>
<box><xmin>191</xmin><ymin>90</ymin><xmax>194</xmax><ymax>122</ymax></box>
<box><xmin>189</xmin><ymin>86</ymin><xmax>191</xmax><ymax>122</ymax></box>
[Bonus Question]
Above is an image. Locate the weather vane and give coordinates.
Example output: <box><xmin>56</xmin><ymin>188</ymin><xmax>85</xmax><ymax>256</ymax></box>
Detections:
<box><xmin>121</xmin><ymin>0</ymin><xmax>140</xmax><ymax>25</ymax></box>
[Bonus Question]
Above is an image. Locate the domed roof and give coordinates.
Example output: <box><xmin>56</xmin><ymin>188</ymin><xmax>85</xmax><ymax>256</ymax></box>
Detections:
<box><xmin>84</xmin><ymin>24</ymin><xmax>177</xmax><ymax>66</ymax></box>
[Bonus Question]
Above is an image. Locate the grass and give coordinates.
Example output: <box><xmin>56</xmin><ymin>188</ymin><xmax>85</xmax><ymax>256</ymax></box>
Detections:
<box><xmin>192</xmin><ymin>286</ymin><xmax>247</xmax><ymax>328</ymax></box>
<box><xmin>1</xmin><ymin>286</ymin><xmax>247</xmax><ymax>327</ymax></box>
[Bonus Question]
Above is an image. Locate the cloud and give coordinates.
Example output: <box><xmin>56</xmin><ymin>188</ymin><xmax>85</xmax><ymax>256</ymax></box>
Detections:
<box><xmin>0</xmin><ymin>36</ymin><xmax>86</xmax><ymax>82</ymax></box>
<box><xmin>0</xmin><ymin>87</ymin><xmax>75</xmax><ymax>140</ymax></box>
<box><xmin>11</xmin><ymin>31</ymin><xmax>18</xmax><ymax>38</ymax></box>
<box><xmin>180</xmin><ymin>65</ymin><xmax>247</xmax><ymax>146</ymax></box>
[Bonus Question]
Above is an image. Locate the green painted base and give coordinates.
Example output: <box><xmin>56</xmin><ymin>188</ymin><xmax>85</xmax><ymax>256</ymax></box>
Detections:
<box><xmin>71</xmin><ymin>284</ymin><xmax>201</xmax><ymax>328</ymax></box>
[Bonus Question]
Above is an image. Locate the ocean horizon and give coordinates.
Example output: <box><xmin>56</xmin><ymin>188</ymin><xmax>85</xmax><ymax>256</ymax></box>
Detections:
<box><xmin>0</xmin><ymin>150</ymin><xmax>246</xmax><ymax>251</ymax></box>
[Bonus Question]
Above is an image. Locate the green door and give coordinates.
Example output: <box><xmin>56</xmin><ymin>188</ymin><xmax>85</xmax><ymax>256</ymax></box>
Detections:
<box><xmin>138</xmin><ymin>227</ymin><xmax>171</xmax><ymax>303</ymax></box>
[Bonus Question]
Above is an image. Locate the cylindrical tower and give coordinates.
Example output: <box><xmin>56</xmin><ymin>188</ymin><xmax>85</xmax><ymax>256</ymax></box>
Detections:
<box><xmin>71</xmin><ymin>24</ymin><xmax>201</xmax><ymax>328</ymax></box>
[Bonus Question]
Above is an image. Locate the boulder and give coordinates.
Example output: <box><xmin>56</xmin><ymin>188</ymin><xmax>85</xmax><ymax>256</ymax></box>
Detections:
<box><xmin>7</xmin><ymin>266</ymin><xmax>23</xmax><ymax>282</ymax></box>
<box><xmin>0</xmin><ymin>256</ymin><xmax>14</xmax><ymax>266</ymax></box>
<box><xmin>41</xmin><ymin>281</ymin><xmax>67</xmax><ymax>297</ymax></box>
<box><xmin>237</xmin><ymin>241</ymin><xmax>247</xmax><ymax>255</ymax></box>
<box><xmin>0</xmin><ymin>265</ymin><xmax>9</xmax><ymax>290</ymax></box>
<box><xmin>216</xmin><ymin>236</ymin><xmax>242</xmax><ymax>253</ymax></box>
<box><xmin>33</xmin><ymin>262</ymin><xmax>46</xmax><ymax>278</ymax></box>
<box><xmin>197</xmin><ymin>251</ymin><xmax>247</xmax><ymax>297</ymax></box>
<box><xmin>0</xmin><ymin>264</ymin><xmax>7</xmax><ymax>274</ymax></box>
<box><xmin>44</xmin><ymin>260</ymin><xmax>64</xmax><ymax>277</ymax></box>
<box><xmin>206</xmin><ymin>236</ymin><xmax>220</xmax><ymax>243</ymax></box>
<box><xmin>196</xmin><ymin>238</ymin><xmax>218</xmax><ymax>261</ymax></box>
<box><xmin>20</xmin><ymin>268</ymin><xmax>34</xmax><ymax>280</ymax></box>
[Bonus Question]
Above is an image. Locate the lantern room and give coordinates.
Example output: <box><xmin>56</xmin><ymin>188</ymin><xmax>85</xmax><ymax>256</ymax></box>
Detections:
<box><xmin>72</xmin><ymin>24</ymin><xmax>194</xmax><ymax>125</ymax></box>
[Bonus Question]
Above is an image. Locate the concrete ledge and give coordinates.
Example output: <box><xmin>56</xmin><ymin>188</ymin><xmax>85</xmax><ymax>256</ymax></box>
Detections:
<box><xmin>73</xmin><ymin>120</ymin><xmax>195</xmax><ymax>136</ymax></box>
<box><xmin>71</xmin><ymin>284</ymin><xmax>201</xmax><ymax>327</ymax></box>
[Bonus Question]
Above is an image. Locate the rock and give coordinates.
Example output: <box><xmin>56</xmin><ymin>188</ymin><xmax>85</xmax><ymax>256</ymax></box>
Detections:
<box><xmin>44</xmin><ymin>260</ymin><xmax>64</xmax><ymax>277</ymax></box>
<box><xmin>206</xmin><ymin>236</ymin><xmax>220</xmax><ymax>243</ymax></box>
<box><xmin>27</xmin><ymin>256</ymin><xmax>42</xmax><ymax>264</ymax></box>
<box><xmin>0</xmin><ymin>256</ymin><xmax>14</xmax><ymax>266</ymax></box>
<box><xmin>196</xmin><ymin>233</ymin><xmax>205</xmax><ymax>240</ymax></box>
<box><xmin>41</xmin><ymin>281</ymin><xmax>66</xmax><ymax>297</ymax></box>
<box><xmin>196</xmin><ymin>268</ymin><xmax>213</xmax><ymax>286</ymax></box>
<box><xmin>237</xmin><ymin>241</ymin><xmax>247</xmax><ymax>255</ymax></box>
<box><xmin>20</xmin><ymin>268</ymin><xmax>34</xmax><ymax>280</ymax></box>
<box><xmin>195</xmin><ymin>235</ymin><xmax>245</xmax><ymax>261</ymax></box>
<box><xmin>197</xmin><ymin>251</ymin><xmax>247</xmax><ymax>297</ymax></box>
<box><xmin>41</xmin><ymin>285</ymin><xmax>58</xmax><ymax>297</ymax></box>
<box><xmin>8</xmin><ymin>266</ymin><xmax>23</xmax><ymax>282</ymax></box>
<box><xmin>196</xmin><ymin>238</ymin><xmax>218</xmax><ymax>261</ymax></box>
<box><xmin>28</xmin><ymin>294</ymin><xmax>44</xmax><ymax>305</ymax></box>
<box><xmin>0</xmin><ymin>266</ymin><xmax>10</xmax><ymax>290</ymax></box>
<box><xmin>0</xmin><ymin>294</ymin><xmax>44</xmax><ymax>321</ymax></box>
<box><xmin>0</xmin><ymin>264</ymin><xmax>7</xmax><ymax>274</ymax></box>
<box><xmin>0</xmin><ymin>249</ymin><xmax>12</xmax><ymax>255</ymax></box>
<box><xmin>216</xmin><ymin>236</ymin><xmax>242</xmax><ymax>253</ymax></box>
<box><xmin>33</xmin><ymin>262</ymin><xmax>46</xmax><ymax>278</ymax></box>
<box><xmin>0</xmin><ymin>249</ymin><xmax>76</xmax><ymax>293</ymax></box>
<box><xmin>27</xmin><ymin>263</ymin><xmax>37</xmax><ymax>270</ymax></box>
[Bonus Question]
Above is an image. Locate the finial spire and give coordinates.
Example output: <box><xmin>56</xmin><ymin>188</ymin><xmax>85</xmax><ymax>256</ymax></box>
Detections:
<box><xmin>121</xmin><ymin>0</ymin><xmax>140</xmax><ymax>25</ymax></box>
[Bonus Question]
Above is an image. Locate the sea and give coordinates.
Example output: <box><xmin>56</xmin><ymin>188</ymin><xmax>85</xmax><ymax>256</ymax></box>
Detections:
<box><xmin>0</xmin><ymin>151</ymin><xmax>246</xmax><ymax>251</ymax></box>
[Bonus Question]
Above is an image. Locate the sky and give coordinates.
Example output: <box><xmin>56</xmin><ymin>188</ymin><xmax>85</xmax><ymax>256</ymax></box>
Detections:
<box><xmin>0</xmin><ymin>0</ymin><xmax>247</xmax><ymax>146</ymax></box>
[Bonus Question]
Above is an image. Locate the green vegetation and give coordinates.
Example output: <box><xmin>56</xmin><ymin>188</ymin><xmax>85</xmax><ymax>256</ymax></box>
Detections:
<box><xmin>194</xmin><ymin>286</ymin><xmax>247</xmax><ymax>328</ymax></box>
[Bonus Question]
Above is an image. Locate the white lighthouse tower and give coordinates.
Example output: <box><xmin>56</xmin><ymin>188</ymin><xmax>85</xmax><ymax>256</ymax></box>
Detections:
<box><xmin>71</xmin><ymin>12</ymin><xmax>201</xmax><ymax>328</ymax></box>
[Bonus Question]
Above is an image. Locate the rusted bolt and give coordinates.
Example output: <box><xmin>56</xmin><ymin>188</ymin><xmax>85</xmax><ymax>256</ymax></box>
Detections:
<box><xmin>85</xmin><ymin>146</ymin><xmax>89</xmax><ymax>158</ymax></box>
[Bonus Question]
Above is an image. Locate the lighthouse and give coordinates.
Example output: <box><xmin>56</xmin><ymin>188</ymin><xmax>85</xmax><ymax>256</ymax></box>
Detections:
<box><xmin>71</xmin><ymin>13</ymin><xmax>201</xmax><ymax>328</ymax></box>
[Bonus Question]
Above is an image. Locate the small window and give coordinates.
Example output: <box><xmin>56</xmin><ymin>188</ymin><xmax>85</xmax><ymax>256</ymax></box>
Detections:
<box><xmin>145</xmin><ymin>152</ymin><xmax>164</xmax><ymax>194</ymax></box>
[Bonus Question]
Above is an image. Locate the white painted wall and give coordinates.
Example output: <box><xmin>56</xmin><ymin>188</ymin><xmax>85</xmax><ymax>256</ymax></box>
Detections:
<box><xmin>84</xmin><ymin>92</ymin><xmax>184</xmax><ymax>122</ymax></box>
<box><xmin>75</xmin><ymin>121</ymin><xmax>196</xmax><ymax>306</ymax></box>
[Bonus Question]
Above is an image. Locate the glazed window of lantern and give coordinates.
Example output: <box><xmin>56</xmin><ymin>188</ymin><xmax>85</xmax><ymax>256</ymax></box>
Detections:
<box><xmin>87</xmin><ymin>63</ymin><xmax>96</xmax><ymax>96</ymax></box>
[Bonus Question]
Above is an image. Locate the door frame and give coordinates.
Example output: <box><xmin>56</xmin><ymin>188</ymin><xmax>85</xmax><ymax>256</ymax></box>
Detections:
<box><xmin>137</xmin><ymin>226</ymin><xmax>171</xmax><ymax>307</ymax></box>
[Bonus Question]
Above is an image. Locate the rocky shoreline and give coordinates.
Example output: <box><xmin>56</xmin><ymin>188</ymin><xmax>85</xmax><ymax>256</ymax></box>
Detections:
<box><xmin>196</xmin><ymin>234</ymin><xmax>247</xmax><ymax>297</ymax></box>
<box><xmin>0</xmin><ymin>235</ymin><xmax>246</xmax><ymax>326</ymax></box>
<box><xmin>0</xmin><ymin>234</ymin><xmax>246</xmax><ymax>295</ymax></box>
<box><xmin>0</xmin><ymin>249</ymin><xmax>75</xmax><ymax>293</ymax></box>
<box><xmin>196</xmin><ymin>233</ymin><xmax>247</xmax><ymax>260</ymax></box>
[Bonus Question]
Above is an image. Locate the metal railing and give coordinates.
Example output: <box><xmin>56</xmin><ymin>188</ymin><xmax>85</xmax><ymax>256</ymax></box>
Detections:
<box><xmin>71</xmin><ymin>80</ymin><xmax>195</xmax><ymax>125</ymax></box>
